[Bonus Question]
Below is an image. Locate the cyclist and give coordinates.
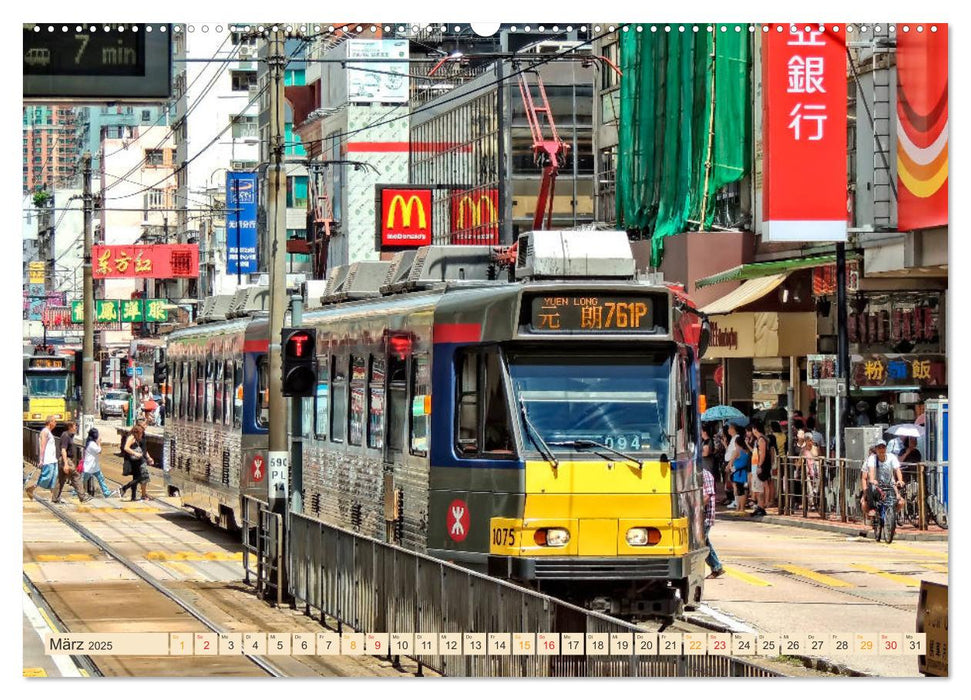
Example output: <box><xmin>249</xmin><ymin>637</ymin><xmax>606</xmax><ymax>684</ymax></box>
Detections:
<box><xmin>866</xmin><ymin>439</ymin><xmax>904</xmax><ymax>518</ymax></box>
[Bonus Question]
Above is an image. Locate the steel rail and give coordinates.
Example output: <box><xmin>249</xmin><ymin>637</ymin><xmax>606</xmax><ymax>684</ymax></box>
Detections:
<box><xmin>23</xmin><ymin>572</ymin><xmax>104</xmax><ymax>678</ymax></box>
<box><xmin>30</xmin><ymin>495</ymin><xmax>287</xmax><ymax>678</ymax></box>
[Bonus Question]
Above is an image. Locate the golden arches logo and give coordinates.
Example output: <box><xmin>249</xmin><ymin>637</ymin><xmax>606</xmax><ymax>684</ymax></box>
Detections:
<box><xmin>386</xmin><ymin>194</ymin><xmax>427</xmax><ymax>229</ymax></box>
<box><xmin>455</xmin><ymin>194</ymin><xmax>498</xmax><ymax>229</ymax></box>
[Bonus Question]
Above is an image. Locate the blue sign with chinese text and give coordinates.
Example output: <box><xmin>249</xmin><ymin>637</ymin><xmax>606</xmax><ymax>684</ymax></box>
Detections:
<box><xmin>226</xmin><ymin>172</ymin><xmax>259</xmax><ymax>274</ymax></box>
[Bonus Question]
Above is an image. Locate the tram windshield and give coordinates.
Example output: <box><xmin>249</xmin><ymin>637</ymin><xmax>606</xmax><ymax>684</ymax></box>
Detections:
<box><xmin>26</xmin><ymin>373</ymin><xmax>70</xmax><ymax>397</ymax></box>
<box><xmin>507</xmin><ymin>350</ymin><xmax>672</xmax><ymax>454</ymax></box>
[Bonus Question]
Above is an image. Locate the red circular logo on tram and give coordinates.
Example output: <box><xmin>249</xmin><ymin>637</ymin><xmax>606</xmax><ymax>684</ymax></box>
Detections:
<box><xmin>251</xmin><ymin>455</ymin><xmax>265</xmax><ymax>482</ymax></box>
<box><xmin>446</xmin><ymin>499</ymin><xmax>470</xmax><ymax>542</ymax></box>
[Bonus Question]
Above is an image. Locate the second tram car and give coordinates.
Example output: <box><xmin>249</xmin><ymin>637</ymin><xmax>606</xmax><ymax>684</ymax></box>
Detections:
<box><xmin>23</xmin><ymin>348</ymin><xmax>80</xmax><ymax>428</ymax></box>
<box><xmin>164</xmin><ymin>232</ymin><xmax>710</xmax><ymax>614</ymax></box>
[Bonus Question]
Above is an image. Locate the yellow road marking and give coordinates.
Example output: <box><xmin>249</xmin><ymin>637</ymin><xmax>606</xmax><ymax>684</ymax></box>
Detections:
<box><xmin>723</xmin><ymin>567</ymin><xmax>772</xmax><ymax>587</ymax></box>
<box><xmin>776</xmin><ymin>564</ymin><xmax>854</xmax><ymax>588</ymax></box>
<box><xmin>38</xmin><ymin>607</ymin><xmax>57</xmax><ymax>631</ymax></box>
<box><xmin>850</xmin><ymin>563</ymin><xmax>922</xmax><ymax>587</ymax></box>
<box><xmin>883</xmin><ymin>543</ymin><xmax>948</xmax><ymax>560</ymax></box>
<box><xmin>146</xmin><ymin>551</ymin><xmax>242</xmax><ymax>562</ymax></box>
<box><xmin>923</xmin><ymin>563</ymin><xmax>948</xmax><ymax>574</ymax></box>
<box><xmin>23</xmin><ymin>563</ymin><xmax>41</xmax><ymax>577</ymax></box>
<box><xmin>35</xmin><ymin>554</ymin><xmax>94</xmax><ymax>562</ymax></box>
<box><xmin>163</xmin><ymin>561</ymin><xmax>198</xmax><ymax>577</ymax></box>
<box><xmin>80</xmin><ymin>669</ymin><xmax>90</xmax><ymax>677</ymax></box>
<box><xmin>23</xmin><ymin>668</ymin><xmax>47</xmax><ymax>677</ymax></box>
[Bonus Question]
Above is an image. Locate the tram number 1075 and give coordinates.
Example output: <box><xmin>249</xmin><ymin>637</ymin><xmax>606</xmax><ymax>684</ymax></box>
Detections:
<box><xmin>491</xmin><ymin>527</ymin><xmax>517</xmax><ymax>548</ymax></box>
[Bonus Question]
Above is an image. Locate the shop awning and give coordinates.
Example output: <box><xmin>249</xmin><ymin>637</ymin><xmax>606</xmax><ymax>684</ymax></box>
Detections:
<box><xmin>694</xmin><ymin>252</ymin><xmax>860</xmax><ymax>288</ymax></box>
<box><xmin>700</xmin><ymin>273</ymin><xmax>788</xmax><ymax>315</ymax></box>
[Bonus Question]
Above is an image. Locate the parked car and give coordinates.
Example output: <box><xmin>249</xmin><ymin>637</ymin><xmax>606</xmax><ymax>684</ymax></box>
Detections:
<box><xmin>100</xmin><ymin>390</ymin><xmax>130</xmax><ymax>420</ymax></box>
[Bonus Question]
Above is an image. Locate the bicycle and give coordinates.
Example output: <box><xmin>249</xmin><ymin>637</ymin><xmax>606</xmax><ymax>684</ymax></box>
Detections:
<box><xmin>872</xmin><ymin>488</ymin><xmax>897</xmax><ymax>544</ymax></box>
<box><xmin>903</xmin><ymin>476</ymin><xmax>949</xmax><ymax>530</ymax></box>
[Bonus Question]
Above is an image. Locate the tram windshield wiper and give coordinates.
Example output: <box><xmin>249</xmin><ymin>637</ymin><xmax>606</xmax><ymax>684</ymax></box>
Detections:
<box><xmin>548</xmin><ymin>439</ymin><xmax>643</xmax><ymax>470</ymax></box>
<box><xmin>518</xmin><ymin>396</ymin><xmax>559</xmax><ymax>470</ymax></box>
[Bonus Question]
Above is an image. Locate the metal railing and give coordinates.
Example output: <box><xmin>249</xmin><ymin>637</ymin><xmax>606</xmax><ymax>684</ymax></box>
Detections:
<box><xmin>288</xmin><ymin>512</ymin><xmax>780</xmax><ymax>678</ymax></box>
<box><xmin>242</xmin><ymin>495</ymin><xmax>285</xmax><ymax>607</ymax></box>
<box><xmin>777</xmin><ymin>455</ymin><xmax>948</xmax><ymax>530</ymax></box>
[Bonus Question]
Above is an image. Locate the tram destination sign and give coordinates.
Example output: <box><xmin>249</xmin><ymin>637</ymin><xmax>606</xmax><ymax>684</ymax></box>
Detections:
<box><xmin>23</xmin><ymin>24</ymin><xmax>172</xmax><ymax>100</ymax></box>
<box><xmin>526</xmin><ymin>293</ymin><xmax>667</xmax><ymax>334</ymax></box>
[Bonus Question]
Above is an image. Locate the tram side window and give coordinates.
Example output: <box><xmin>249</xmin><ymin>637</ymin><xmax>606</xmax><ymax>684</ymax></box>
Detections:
<box><xmin>410</xmin><ymin>353</ymin><xmax>430</xmax><ymax>455</ymax></box>
<box><xmin>387</xmin><ymin>350</ymin><xmax>407</xmax><ymax>453</ymax></box>
<box><xmin>348</xmin><ymin>355</ymin><xmax>366</xmax><ymax>446</ymax></box>
<box><xmin>214</xmin><ymin>360</ymin><xmax>224</xmax><ymax>424</ymax></box>
<box><xmin>257</xmin><ymin>356</ymin><xmax>270</xmax><ymax>427</ymax></box>
<box><xmin>223</xmin><ymin>360</ymin><xmax>233</xmax><ymax>425</ymax></box>
<box><xmin>187</xmin><ymin>362</ymin><xmax>196</xmax><ymax>420</ymax></box>
<box><xmin>330</xmin><ymin>355</ymin><xmax>346</xmax><ymax>443</ymax></box>
<box><xmin>233</xmin><ymin>360</ymin><xmax>243</xmax><ymax>428</ymax></box>
<box><xmin>205</xmin><ymin>359</ymin><xmax>215</xmax><ymax>423</ymax></box>
<box><xmin>314</xmin><ymin>356</ymin><xmax>329</xmax><ymax>439</ymax></box>
<box><xmin>174</xmin><ymin>362</ymin><xmax>183</xmax><ymax>419</ymax></box>
<box><xmin>455</xmin><ymin>348</ymin><xmax>514</xmax><ymax>457</ymax></box>
<box><xmin>196</xmin><ymin>361</ymin><xmax>205</xmax><ymax>421</ymax></box>
<box><xmin>367</xmin><ymin>355</ymin><xmax>386</xmax><ymax>450</ymax></box>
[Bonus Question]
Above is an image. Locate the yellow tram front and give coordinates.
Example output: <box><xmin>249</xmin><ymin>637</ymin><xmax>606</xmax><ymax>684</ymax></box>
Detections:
<box><xmin>23</xmin><ymin>353</ymin><xmax>78</xmax><ymax>428</ymax></box>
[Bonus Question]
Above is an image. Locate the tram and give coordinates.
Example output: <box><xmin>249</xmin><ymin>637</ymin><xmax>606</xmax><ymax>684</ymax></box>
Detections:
<box><xmin>23</xmin><ymin>348</ymin><xmax>80</xmax><ymax>429</ymax></box>
<box><xmin>163</xmin><ymin>231</ymin><xmax>711</xmax><ymax>615</ymax></box>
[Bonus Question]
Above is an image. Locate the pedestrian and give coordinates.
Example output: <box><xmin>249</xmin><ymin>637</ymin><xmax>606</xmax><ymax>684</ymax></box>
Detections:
<box><xmin>749</xmin><ymin>419</ymin><xmax>771</xmax><ymax>517</ymax></box>
<box><xmin>866</xmin><ymin>439</ymin><xmax>905</xmax><ymax>515</ymax></box>
<box><xmin>119</xmin><ymin>424</ymin><xmax>153</xmax><ymax>501</ymax></box>
<box><xmin>731</xmin><ymin>437</ymin><xmax>753</xmax><ymax>513</ymax></box>
<box><xmin>801</xmin><ymin>431</ymin><xmax>821</xmax><ymax>511</ymax></box>
<box><xmin>701</xmin><ymin>466</ymin><xmax>725</xmax><ymax>579</ymax></box>
<box><xmin>82</xmin><ymin>428</ymin><xmax>116</xmax><ymax>498</ymax></box>
<box><xmin>899</xmin><ymin>437</ymin><xmax>923</xmax><ymax>465</ymax></box>
<box><xmin>52</xmin><ymin>421</ymin><xmax>91</xmax><ymax>504</ymax></box>
<box><xmin>855</xmin><ymin>400</ymin><xmax>871</xmax><ymax>426</ymax></box>
<box><xmin>26</xmin><ymin>416</ymin><xmax>59</xmax><ymax>498</ymax></box>
<box><xmin>722</xmin><ymin>423</ymin><xmax>741</xmax><ymax>508</ymax></box>
<box><xmin>700</xmin><ymin>425</ymin><xmax>716</xmax><ymax>475</ymax></box>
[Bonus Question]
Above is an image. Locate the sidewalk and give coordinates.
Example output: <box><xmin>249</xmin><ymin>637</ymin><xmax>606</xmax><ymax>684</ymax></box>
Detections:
<box><xmin>718</xmin><ymin>506</ymin><xmax>948</xmax><ymax>541</ymax></box>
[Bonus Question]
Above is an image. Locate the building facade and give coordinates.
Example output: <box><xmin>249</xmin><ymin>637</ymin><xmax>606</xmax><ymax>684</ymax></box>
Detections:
<box><xmin>23</xmin><ymin>106</ymin><xmax>83</xmax><ymax>193</ymax></box>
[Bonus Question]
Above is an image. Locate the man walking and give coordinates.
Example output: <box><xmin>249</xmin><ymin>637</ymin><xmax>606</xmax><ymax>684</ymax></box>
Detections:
<box><xmin>702</xmin><ymin>466</ymin><xmax>725</xmax><ymax>579</ymax></box>
<box><xmin>25</xmin><ymin>416</ymin><xmax>58</xmax><ymax>499</ymax></box>
<box><xmin>52</xmin><ymin>421</ymin><xmax>91</xmax><ymax>504</ymax></box>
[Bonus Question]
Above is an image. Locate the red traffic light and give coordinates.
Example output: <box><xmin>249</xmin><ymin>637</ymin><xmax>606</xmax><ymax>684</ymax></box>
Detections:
<box><xmin>286</xmin><ymin>332</ymin><xmax>312</xmax><ymax>358</ymax></box>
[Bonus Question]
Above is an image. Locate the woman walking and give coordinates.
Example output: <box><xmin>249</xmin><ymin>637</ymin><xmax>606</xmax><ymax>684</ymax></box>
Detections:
<box><xmin>82</xmin><ymin>428</ymin><xmax>116</xmax><ymax>498</ymax></box>
<box><xmin>120</xmin><ymin>425</ymin><xmax>154</xmax><ymax>501</ymax></box>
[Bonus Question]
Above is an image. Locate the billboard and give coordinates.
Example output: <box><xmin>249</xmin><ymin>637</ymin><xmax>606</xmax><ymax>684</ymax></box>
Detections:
<box><xmin>897</xmin><ymin>25</ymin><xmax>948</xmax><ymax>231</ymax></box>
<box><xmin>762</xmin><ymin>25</ymin><xmax>847</xmax><ymax>242</ymax></box>
<box><xmin>375</xmin><ymin>186</ymin><xmax>434</xmax><ymax>251</ymax></box>
<box><xmin>450</xmin><ymin>188</ymin><xmax>500</xmax><ymax>245</ymax></box>
<box><xmin>346</xmin><ymin>39</ymin><xmax>409</xmax><ymax>104</ymax></box>
<box><xmin>92</xmin><ymin>244</ymin><xmax>199</xmax><ymax>279</ymax></box>
<box><xmin>226</xmin><ymin>171</ymin><xmax>259</xmax><ymax>275</ymax></box>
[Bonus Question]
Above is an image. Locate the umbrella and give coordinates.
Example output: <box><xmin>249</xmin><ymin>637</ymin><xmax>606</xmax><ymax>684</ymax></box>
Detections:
<box><xmin>701</xmin><ymin>405</ymin><xmax>746</xmax><ymax>422</ymax></box>
<box><xmin>887</xmin><ymin>423</ymin><xmax>924</xmax><ymax>438</ymax></box>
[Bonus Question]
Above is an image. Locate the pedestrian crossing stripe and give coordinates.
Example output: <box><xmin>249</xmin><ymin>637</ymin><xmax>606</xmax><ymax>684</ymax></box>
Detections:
<box><xmin>161</xmin><ymin>561</ymin><xmax>199</xmax><ymax>577</ymax></box>
<box><xmin>850</xmin><ymin>563</ymin><xmax>922</xmax><ymax>587</ymax></box>
<box><xmin>145</xmin><ymin>551</ymin><xmax>242</xmax><ymax>562</ymax></box>
<box><xmin>23</xmin><ymin>668</ymin><xmax>47</xmax><ymax>677</ymax></box>
<box><xmin>884</xmin><ymin>543</ymin><xmax>948</xmax><ymax>561</ymax></box>
<box><xmin>35</xmin><ymin>554</ymin><xmax>95</xmax><ymax>562</ymax></box>
<box><xmin>776</xmin><ymin>564</ymin><xmax>854</xmax><ymax>587</ymax></box>
<box><xmin>722</xmin><ymin>567</ymin><xmax>772</xmax><ymax>587</ymax></box>
<box><xmin>923</xmin><ymin>563</ymin><xmax>948</xmax><ymax>574</ymax></box>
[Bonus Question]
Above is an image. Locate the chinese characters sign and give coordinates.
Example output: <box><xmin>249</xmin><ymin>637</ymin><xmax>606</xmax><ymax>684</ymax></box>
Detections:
<box><xmin>852</xmin><ymin>354</ymin><xmax>945</xmax><ymax>389</ymax></box>
<box><xmin>71</xmin><ymin>299</ymin><xmax>168</xmax><ymax>324</ymax></box>
<box><xmin>527</xmin><ymin>294</ymin><xmax>664</xmax><ymax>334</ymax></box>
<box><xmin>762</xmin><ymin>25</ymin><xmax>847</xmax><ymax>242</ymax></box>
<box><xmin>450</xmin><ymin>188</ymin><xmax>500</xmax><ymax>245</ymax></box>
<box><xmin>91</xmin><ymin>244</ymin><xmax>199</xmax><ymax>279</ymax></box>
<box><xmin>897</xmin><ymin>26</ymin><xmax>948</xmax><ymax>231</ymax></box>
<box><xmin>226</xmin><ymin>171</ymin><xmax>259</xmax><ymax>275</ymax></box>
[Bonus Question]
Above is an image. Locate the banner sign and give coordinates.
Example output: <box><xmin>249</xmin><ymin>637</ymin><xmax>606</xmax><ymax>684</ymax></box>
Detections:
<box><xmin>812</xmin><ymin>261</ymin><xmax>860</xmax><ymax>296</ymax></box>
<box><xmin>226</xmin><ymin>171</ymin><xmax>259</xmax><ymax>274</ymax></box>
<box><xmin>347</xmin><ymin>39</ymin><xmax>409</xmax><ymax>104</ymax></box>
<box><xmin>852</xmin><ymin>353</ymin><xmax>946</xmax><ymax>389</ymax></box>
<box><xmin>71</xmin><ymin>299</ymin><xmax>168</xmax><ymax>324</ymax></box>
<box><xmin>92</xmin><ymin>244</ymin><xmax>198</xmax><ymax>279</ymax></box>
<box><xmin>762</xmin><ymin>25</ymin><xmax>847</xmax><ymax>242</ymax></box>
<box><xmin>375</xmin><ymin>186</ymin><xmax>434</xmax><ymax>251</ymax></box>
<box><xmin>28</xmin><ymin>261</ymin><xmax>45</xmax><ymax>284</ymax></box>
<box><xmin>897</xmin><ymin>25</ymin><xmax>948</xmax><ymax>231</ymax></box>
<box><xmin>806</xmin><ymin>354</ymin><xmax>837</xmax><ymax>388</ymax></box>
<box><xmin>450</xmin><ymin>188</ymin><xmax>500</xmax><ymax>245</ymax></box>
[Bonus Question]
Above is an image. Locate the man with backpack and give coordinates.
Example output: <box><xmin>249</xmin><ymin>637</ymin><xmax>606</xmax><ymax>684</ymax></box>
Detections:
<box><xmin>749</xmin><ymin>419</ymin><xmax>773</xmax><ymax>517</ymax></box>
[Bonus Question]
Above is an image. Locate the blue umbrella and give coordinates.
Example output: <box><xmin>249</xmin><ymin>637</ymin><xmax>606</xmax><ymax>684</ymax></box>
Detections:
<box><xmin>701</xmin><ymin>405</ymin><xmax>746</xmax><ymax>422</ymax></box>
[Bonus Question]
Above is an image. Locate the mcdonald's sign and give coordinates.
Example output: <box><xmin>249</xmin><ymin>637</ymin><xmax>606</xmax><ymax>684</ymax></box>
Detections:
<box><xmin>450</xmin><ymin>188</ymin><xmax>499</xmax><ymax>245</ymax></box>
<box><xmin>376</xmin><ymin>186</ymin><xmax>434</xmax><ymax>251</ymax></box>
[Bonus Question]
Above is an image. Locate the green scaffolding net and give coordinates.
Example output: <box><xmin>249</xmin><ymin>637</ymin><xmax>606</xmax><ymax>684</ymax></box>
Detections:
<box><xmin>616</xmin><ymin>27</ymin><xmax>751</xmax><ymax>267</ymax></box>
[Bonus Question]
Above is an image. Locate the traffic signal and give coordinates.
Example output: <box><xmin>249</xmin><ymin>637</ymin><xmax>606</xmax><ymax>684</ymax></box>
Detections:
<box><xmin>281</xmin><ymin>328</ymin><xmax>317</xmax><ymax>397</ymax></box>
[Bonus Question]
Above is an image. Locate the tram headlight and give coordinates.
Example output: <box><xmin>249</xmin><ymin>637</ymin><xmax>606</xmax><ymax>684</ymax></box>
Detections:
<box><xmin>534</xmin><ymin>528</ymin><xmax>570</xmax><ymax>547</ymax></box>
<box><xmin>626</xmin><ymin>527</ymin><xmax>662</xmax><ymax>546</ymax></box>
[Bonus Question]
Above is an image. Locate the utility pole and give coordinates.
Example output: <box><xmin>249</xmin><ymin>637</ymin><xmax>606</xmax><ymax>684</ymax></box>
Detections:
<box><xmin>835</xmin><ymin>242</ymin><xmax>850</xmax><ymax>459</ymax></box>
<box><xmin>81</xmin><ymin>152</ymin><xmax>95</xmax><ymax>433</ymax></box>
<box><xmin>267</xmin><ymin>26</ymin><xmax>289</xmax><ymax>516</ymax></box>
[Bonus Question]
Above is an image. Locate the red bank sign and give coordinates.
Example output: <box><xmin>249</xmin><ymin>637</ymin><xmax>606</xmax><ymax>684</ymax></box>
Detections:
<box><xmin>92</xmin><ymin>244</ymin><xmax>199</xmax><ymax>279</ymax></box>
<box><xmin>376</xmin><ymin>186</ymin><xmax>433</xmax><ymax>251</ymax></box>
<box><xmin>762</xmin><ymin>25</ymin><xmax>847</xmax><ymax>242</ymax></box>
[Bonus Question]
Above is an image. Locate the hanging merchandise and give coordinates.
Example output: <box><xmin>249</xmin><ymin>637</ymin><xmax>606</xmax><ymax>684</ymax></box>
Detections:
<box><xmin>892</xmin><ymin>308</ymin><xmax>903</xmax><ymax>342</ymax></box>
<box><xmin>848</xmin><ymin>313</ymin><xmax>858</xmax><ymax>343</ymax></box>
<box><xmin>877</xmin><ymin>310</ymin><xmax>888</xmax><ymax>343</ymax></box>
<box><xmin>902</xmin><ymin>309</ymin><xmax>914</xmax><ymax>341</ymax></box>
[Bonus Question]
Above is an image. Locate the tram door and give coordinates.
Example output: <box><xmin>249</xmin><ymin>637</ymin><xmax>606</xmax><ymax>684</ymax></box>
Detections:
<box><xmin>382</xmin><ymin>334</ymin><xmax>411</xmax><ymax>543</ymax></box>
